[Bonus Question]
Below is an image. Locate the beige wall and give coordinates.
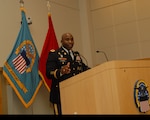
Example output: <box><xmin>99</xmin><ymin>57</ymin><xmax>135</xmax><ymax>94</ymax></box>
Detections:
<box><xmin>90</xmin><ymin>0</ymin><xmax>150</xmax><ymax>65</ymax></box>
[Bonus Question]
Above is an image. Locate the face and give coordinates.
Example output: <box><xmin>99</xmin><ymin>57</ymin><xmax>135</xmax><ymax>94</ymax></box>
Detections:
<box><xmin>61</xmin><ymin>33</ymin><xmax>74</xmax><ymax>50</ymax></box>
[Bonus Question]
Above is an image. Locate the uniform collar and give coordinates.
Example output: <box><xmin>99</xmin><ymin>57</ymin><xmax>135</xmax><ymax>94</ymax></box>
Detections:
<box><xmin>62</xmin><ymin>46</ymin><xmax>72</xmax><ymax>54</ymax></box>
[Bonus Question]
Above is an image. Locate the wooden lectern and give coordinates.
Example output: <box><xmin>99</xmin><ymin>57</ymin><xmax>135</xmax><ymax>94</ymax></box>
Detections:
<box><xmin>59</xmin><ymin>60</ymin><xmax>150</xmax><ymax>114</ymax></box>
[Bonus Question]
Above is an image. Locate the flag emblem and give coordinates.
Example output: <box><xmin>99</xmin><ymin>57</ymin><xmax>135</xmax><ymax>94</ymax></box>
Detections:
<box><xmin>12</xmin><ymin>50</ymin><xmax>29</xmax><ymax>74</ymax></box>
<box><xmin>12</xmin><ymin>40</ymin><xmax>36</xmax><ymax>74</ymax></box>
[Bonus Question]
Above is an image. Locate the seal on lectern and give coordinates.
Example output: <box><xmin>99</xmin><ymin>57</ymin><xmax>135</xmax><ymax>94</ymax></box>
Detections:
<box><xmin>134</xmin><ymin>79</ymin><xmax>150</xmax><ymax>113</ymax></box>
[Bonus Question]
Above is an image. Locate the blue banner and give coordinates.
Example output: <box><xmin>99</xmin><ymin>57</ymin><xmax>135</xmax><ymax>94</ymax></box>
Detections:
<box><xmin>3</xmin><ymin>8</ymin><xmax>43</xmax><ymax>108</ymax></box>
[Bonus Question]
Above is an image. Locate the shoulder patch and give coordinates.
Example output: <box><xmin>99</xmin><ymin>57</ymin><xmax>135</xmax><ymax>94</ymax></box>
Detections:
<box><xmin>50</xmin><ymin>49</ymin><xmax>55</xmax><ymax>52</ymax></box>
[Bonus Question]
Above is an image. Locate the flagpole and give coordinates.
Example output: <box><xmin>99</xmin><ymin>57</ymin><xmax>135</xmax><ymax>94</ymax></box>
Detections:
<box><xmin>19</xmin><ymin>0</ymin><xmax>34</xmax><ymax>114</ymax></box>
<box><xmin>47</xmin><ymin>0</ymin><xmax>51</xmax><ymax>15</ymax></box>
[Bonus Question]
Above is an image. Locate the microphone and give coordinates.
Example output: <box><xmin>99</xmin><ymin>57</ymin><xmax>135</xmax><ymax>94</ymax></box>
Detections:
<box><xmin>96</xmin><ymin>50</ymin><xmax>109</xmax><ymax>61</ymax></box>
<box><xmin>74</xmin><ymin>51</ymin><xmax>89</xmax><ymax>66</ymax></box>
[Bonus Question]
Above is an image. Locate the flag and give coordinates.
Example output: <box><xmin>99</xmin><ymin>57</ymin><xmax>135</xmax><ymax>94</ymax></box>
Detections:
<box><xmin>2</xmin><ymin>7</ymin><xmax>43</xmax><ymax>108</ymax></box>
<box><xmin>39</xmin><ymin>12</ymin><xmax>59</xmax><ymax>92</ymax></box>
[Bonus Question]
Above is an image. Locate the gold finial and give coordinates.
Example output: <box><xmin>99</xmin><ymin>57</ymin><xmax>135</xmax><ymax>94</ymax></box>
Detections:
<box><xmin>19</xmin><ymin>0</ymin><xmax>24</xmax><ymax>7</ymax></box>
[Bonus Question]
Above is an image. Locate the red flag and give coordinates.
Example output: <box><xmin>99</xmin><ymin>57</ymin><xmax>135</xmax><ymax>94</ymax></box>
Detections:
<box><xmin>39</xmin><ymin>13</ymin><xmax>59</xmax><ymax>92</ymax></box>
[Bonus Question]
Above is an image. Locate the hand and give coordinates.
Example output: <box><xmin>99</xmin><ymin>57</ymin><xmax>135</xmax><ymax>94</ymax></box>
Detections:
<box><xmin>60</xmin><ymin>62</ymin><xmax>71</xmax><ymax>75</ymax></box>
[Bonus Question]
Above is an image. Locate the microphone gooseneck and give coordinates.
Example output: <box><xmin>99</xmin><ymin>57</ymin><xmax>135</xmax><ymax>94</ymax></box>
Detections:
<box><xmin>80</xmin><ymin>54</ymin><xmax>88</xmax><ymax>66</ymax></box>
<box><xmin>96</xmin><ymin>50</ymin><xmax>109</xmax><ymax>61</ymax></box>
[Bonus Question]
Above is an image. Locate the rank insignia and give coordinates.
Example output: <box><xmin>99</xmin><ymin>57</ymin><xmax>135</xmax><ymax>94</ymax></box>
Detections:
<box><xmin>58</xmin><ymin>57</ymin><xmax>67</xmax><ymax>62</ymax></box>
<box><xmin>134</xmin><ymin>79</ymin><xmax>150</xmax><ymax>113</ymax></box>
